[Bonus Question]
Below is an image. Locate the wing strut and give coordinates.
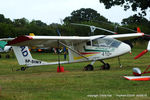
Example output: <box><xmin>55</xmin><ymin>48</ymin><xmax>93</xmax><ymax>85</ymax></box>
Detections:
<box><xmin>59</xmin><ymin>41</ymin><xmax>89</xmax><ymax>60</ymax></box>
<box><xmin>57</xmin><ymin>40</ymin><xmax>61</xmax><ymax>71</ymax></box>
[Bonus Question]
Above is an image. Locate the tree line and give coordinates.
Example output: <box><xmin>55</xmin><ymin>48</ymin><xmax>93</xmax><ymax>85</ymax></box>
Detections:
<box><xmin>0</xmin><ymin>8</ymin><xmax>150</xmax><ymax>38</ymax></box>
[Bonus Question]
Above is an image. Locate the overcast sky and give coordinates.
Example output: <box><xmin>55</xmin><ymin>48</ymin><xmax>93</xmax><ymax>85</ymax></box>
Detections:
<box><xmin>0</xmin><ymin>0</ymin><xmax>149</xmax><ymax>24</ymax></box>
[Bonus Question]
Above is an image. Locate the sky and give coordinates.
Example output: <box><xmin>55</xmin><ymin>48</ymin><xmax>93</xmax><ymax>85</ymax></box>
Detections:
<box><xmin>0</xmin><ymin>0</ymin><xmax>150</xmax><ymax>24</ymax></box>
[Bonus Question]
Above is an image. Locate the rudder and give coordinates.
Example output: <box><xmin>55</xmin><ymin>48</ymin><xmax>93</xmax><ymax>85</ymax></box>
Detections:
<box><xmin>12</xmin><ymin>46</ymin><xmax>33</xmax><ymax>65</ymax></box>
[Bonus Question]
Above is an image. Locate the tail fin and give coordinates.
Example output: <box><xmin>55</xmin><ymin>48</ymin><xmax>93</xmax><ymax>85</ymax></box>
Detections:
<box><xmin>12</xmin><ymin>46</ymin><xmax>42</xmax><ymax>66</ymax></box>
<box><xmin>12</xmin><ymin>46</ymin><xmax>33</xmax><ymax>65</ymax></box>
<box><xmin>12</xmin><ymin>46</ymin><xmax>69</xmax><ymax>66</ymax></box>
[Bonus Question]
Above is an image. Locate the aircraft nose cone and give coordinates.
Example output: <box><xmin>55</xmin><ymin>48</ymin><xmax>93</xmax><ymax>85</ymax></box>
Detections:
<box><xmin>120</xmin><ymin>42</ymin><xmax>131</xmax><ymax>54</ymax></box>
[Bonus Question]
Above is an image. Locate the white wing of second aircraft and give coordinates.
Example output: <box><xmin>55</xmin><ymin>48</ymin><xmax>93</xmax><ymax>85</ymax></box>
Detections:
<box><xmin>0</xmin><ymin>38</ymin><xmax>15</xmax><ymax>41</ymax></box>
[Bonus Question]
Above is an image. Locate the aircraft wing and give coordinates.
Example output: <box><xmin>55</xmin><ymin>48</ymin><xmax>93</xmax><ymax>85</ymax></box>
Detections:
<box><xmin>106</xmin><ymin>33</ymin><xmax>144</xmax><ymax>41</ymax></box>
<box><xmin>0</xmin><ymin>38</ymin><xmax>15</xmax><ymax>41</ymax></box>
<box><xmin>7</xmin><ymin>33</ymin><xmax>144</xmax><ymax>47</ymax></box>
<box><xmin>89</xmin><ymin>33</ymin><xmax>144</xmax><ymax>41</ymax></box>
<box><xmin>7</xmin><ymin>35</ymin><xmax>91</xmax><ymax>47</ymax></box>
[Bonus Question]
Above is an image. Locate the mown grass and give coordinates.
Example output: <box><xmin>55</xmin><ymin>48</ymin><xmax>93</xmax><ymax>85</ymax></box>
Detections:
<box><xmin>0</xmin><ymin>46</ymin><xmax>150</xmax><ymax>100</ymax></box>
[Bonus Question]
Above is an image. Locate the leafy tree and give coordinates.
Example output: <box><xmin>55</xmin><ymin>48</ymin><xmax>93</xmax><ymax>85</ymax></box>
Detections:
<box><xmin>63</xmin><ymin>8</ymin><xmax>112</xmax><ymax>36</ymax></box>
<box><xmin>99</xmin><ymin>0</ymin><xmax>150</xmax><ymax>16</ymax></box>
<box><xmin>13</xmin><ymin>18</ymin><xmax>29</xmax><ymax>27</ymax></box>
<box><xmin>0</xmin><ymin>23</ymin><xmax>15</xmax><ymax>38</ymax></box>
<box><xmin>0</xmin><ymin>14</ymin><xmax>12</xmax><ymax>24</ymax></box>
<box><xmin>0</xmin><ymin>14</ymin><xmax>5</xmax><ymax>23</ymax></box>
<box><xmin>30</xmin><ymin>20</ymin><xmax>47</xmax><ymax>27</ymax></box>
<box><xmin>64</xmin><ymin>8</ymin><xmax>108</xmax><ymax>23</ymax></box>
<box><xmin>121</xmin><ymin>14</ymin><xmax>149</xmax><ymax>25</ymax></box>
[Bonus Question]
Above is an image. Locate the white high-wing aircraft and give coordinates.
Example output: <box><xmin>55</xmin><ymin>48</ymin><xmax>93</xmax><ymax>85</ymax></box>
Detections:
<box><xmin>5</xmin><ymin>27</ymin><xmax>145</xmax><ymax>71</ymax></box>
<box><xmin>0</xmin><ymin>45</ymin><xmax>11</xmax><ymax>53</ymax></box>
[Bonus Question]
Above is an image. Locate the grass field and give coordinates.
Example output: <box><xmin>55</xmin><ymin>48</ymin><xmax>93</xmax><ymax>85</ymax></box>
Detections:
<box><xmin>0</xmin><ymin>46</ymin><xmax>150</xmax><ymax>100</ymax></box>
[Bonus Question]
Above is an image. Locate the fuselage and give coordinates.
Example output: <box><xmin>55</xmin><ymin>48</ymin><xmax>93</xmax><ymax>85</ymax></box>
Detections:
<box><xmin>69</xmin><ymin>37</ymin><xmax>131</xmax><ymax>62</ymax></box>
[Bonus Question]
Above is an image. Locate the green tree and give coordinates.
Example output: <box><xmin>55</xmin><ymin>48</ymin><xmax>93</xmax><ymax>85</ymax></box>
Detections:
<box><xmin>63</xmin><ymin>8</ymin><xmax>112</xmax><ymax>36</ymax></box>
<box><xmin>0</xmin><ymin>23</ymin><xmax>15</xmax><ymax>38</ymax></box>
<box><xmin>99</xmin><ymin>0</ymin><xmax>150</xmax><ymax>16</ymax></box>
<box><xmin>13</xmin><ymin>18</ymin><xmax>29</xmax><ymax>27</ymax></box>
<box><xmin>121</xmin><ymin>14</ymin><xmax>149</xmax><ymax>25</ymax></box>
<box><xmin>0</xmin><ymin>14</ymin><xmax>12</xmax><ymax>24</ymax></box>
<box><xmin>30</xmin><ymin>20</ymin><xmax>47</xmax><ymax>27</ymax></box>
<box><xmin>63</xmin><ymin>8</ymin><xmax>108</xmax><ymax>23</ymax></box>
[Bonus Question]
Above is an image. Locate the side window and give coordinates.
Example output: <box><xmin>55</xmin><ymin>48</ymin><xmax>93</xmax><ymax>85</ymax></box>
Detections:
<box><xmin>110</xmin><ymin>41</ymin><xmax>121</xmax><ymax>48</ymax></box>
<box><xmin>86</xmin><ymin>41</ymin><xmax>91</xmax><ymax>46</ymax></box>
<box><xmin>92</xmin><ymin>40</ymin><xmax>99</xmax><ymax>47</ymax></box>
<box><xmin>91</xmin><ymin>38</ymin><xmax>121</xmax><ymax>48</ymax></box>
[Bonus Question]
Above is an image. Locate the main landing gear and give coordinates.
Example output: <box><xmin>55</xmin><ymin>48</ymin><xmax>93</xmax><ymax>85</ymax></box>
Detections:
<box><xmin>84</xmin><ymin>60</ymin><xmax>110</xmax><ymax>71</ymax></box>
<box><xmin>84</xmin><ymin>64</ymin><xmax>94</xmax><ymax>71</ymax></box>
<box><xmin>100</xmin><ymin>60</ymin><xmax>110</xmax><ymax>70</ymax></box>
<box><xmin>16</xmin><ymin>67</ymin><xmax>27</xmax><ymax>71</ymax></box>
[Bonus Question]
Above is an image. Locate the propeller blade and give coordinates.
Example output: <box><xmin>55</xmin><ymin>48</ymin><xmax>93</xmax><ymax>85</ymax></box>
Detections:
<box><xmin>134</xmin><ymin>49</ymin><xmax>148</xmax><ymax>59</ymax></box>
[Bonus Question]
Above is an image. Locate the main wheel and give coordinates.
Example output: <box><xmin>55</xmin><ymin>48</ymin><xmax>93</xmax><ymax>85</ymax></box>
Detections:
<box><xmin>6</xmin><ymin>54</ymin><xmax>10</xmax><ymax>58</ymax></box>
<box><xmin>105</xmin><ymin>63</ymin><xmax>110</xmax><ymax>70</ymax></box>
<box><xmin>84</xmin><ymin>64</ymin><xmax>94</xmax><ymax>71</ymax></box>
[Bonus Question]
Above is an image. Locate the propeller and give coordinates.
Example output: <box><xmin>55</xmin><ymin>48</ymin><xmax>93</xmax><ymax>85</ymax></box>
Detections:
<box><xmin>134</xmin><ymin>40</ymin><xmax>150</xmax><ymax>59</ymax></box>
<box><xmin>70</xmin><ymin>23</ymin><xmax>117</xmax><ymax>35</ymax></box>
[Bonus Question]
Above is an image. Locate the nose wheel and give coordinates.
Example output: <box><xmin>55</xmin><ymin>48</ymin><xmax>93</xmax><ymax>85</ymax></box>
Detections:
<box><xmin>100</xmin><ymin>63</ymin><xmax>110</xmax><ymax>70</ymax></box>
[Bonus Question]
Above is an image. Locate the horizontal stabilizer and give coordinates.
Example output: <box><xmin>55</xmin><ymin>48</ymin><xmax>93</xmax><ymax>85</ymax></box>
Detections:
<box><xmin>27</xmin><ymin>61</ymin><xmax>69</xmax><ymax>67</ymax></box>
<box><xmin>12</xmin><ymin>46</ymin><xmax>69</xmax><ymax>67</ymax></box>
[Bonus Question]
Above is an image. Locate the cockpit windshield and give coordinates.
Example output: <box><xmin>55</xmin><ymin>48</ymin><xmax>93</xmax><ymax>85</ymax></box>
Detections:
<box><xmin>91</xmin><ymin>38</ymin><xmax>121</xmax><ymax>48</ymax></box>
